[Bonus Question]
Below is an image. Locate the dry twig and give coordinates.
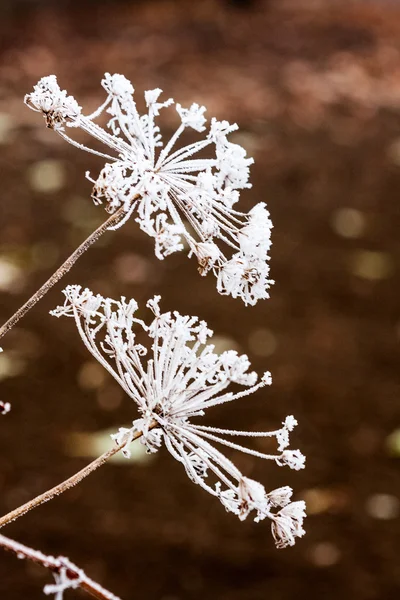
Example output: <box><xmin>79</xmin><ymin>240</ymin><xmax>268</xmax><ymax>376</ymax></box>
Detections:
<box><xmin>0</xmin><ymin>533</ymin><xmax>122</xmax><ymax>600</ymax></box>
<box><xmin>0</xmin><ymin>429</ymin><xmax>147</xmax><ymax>529</ymax></box>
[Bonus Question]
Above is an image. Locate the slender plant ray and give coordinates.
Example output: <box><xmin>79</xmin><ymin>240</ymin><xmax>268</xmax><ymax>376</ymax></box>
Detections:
<box><xmin>0</xmin><ymin>199</ymin><xmax>138</xmax><ymax>342</ymax></box>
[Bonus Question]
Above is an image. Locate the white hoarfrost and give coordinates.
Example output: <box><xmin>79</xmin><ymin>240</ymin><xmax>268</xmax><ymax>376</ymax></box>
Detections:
<box><xmin>52</xmin><ymin>286</ymin><xmax>306</xmax><ymax>548</ymax></box>
<box><xmin>0</xmin><ymin>533</ymin><xmax>122</xmax><ymax>600</ymax></box>
<box><xmin>43</xmin><ymin>559</ymin><xmax>83</xmax><ymax>600</ymax></box>
<box><xmin>26</xmin><ymin>74</ymin><xmax>274</xmax><ymax>305</ymax></box>
<box><xmin>0</xmin><ymin>401</ymin><xmax>11</xmax><ymax>415</ymax></box>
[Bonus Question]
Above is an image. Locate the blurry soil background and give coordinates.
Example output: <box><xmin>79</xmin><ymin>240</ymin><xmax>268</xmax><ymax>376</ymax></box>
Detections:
<box><xmin>0</xmin><ymin>0</ymin><xmax>400</xmax><ymax>598</ymax></box>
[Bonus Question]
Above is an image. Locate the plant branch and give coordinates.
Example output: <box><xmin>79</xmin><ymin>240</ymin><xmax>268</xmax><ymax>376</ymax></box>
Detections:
<box><xmin>0</xmin><ymin>430</ymin><xmax>143</xmax><ymax>530</ymax></box>
<box><xmin>0</xmin><ymin>202</ymin><xmax>133</xmax><ymax>341</ymax></box>
<box><xmin>0</xmin><ymin>533</ymin><xmax>122</xmax><ymax>600</ymax></box>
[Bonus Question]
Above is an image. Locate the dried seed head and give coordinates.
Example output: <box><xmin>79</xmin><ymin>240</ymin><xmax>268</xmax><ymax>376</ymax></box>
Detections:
<box><xmin>27</xmin><ymin>74</ymin><xmax>274</xmax><ymax>305</ymax></box>
<box><xmin>52</xmin><ymin>286</ymin><xmax>306</xmax><ymax>548</ymax></box>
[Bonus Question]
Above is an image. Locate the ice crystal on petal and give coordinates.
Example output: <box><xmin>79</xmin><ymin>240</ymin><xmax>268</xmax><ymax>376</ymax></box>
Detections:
<box><xmin>26</xmin><ymin>74</ymin><xmax>274</xmax><ymax>305</ymax></box>
<box><xmin>52</xmin><ymin>286</ymin><xmax>306</xmax><ymax>548</ymax></box>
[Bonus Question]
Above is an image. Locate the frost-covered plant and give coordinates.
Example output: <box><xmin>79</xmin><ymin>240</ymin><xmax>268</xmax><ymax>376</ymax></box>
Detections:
<box><xmin>0</xmin><ymin>74</ymin><xmax>307</xmax><ymax>600</ymax></box>
<box><xmin>25</xmin><ymin>74</ymin><xmax>274</xmax><ymax>306</ymax></box>
<box><xmin>0</xmin><ymin>534</ymin><xmax>121</xmax><ymax>600</ymax></box>
<box><xmin>51</xmin><ymin>285</ymin><xmax>306</xmax><ymax>549</ymax></box>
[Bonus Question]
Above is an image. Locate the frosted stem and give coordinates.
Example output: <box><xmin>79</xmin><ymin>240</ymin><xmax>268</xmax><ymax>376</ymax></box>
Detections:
<box><xmin>0</xmin><ymin>204</ymin><xmax>128</xmax><ymax>341</ymax></box>
<box><xmin>0</xmin><ymin>533</ymin><xmax>122</xmax><ymax>600</ymax></box>
<box><xmin>0</xmin><ymin>430</ymin><xmax>142</xmax><ymax>530</ymax></box>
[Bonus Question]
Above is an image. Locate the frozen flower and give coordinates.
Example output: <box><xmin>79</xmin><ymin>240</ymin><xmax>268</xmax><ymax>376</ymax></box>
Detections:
<box><xmin>176</xmin><ymin>103</ymin><xmax>207</xmax><ymax>132</ymax></box>
<box><xmin>276</xmin><ymin>449</ymin><xmax>306</xmax><ymax>471</ymax></box>
<box><xmin>193</xmin><ymin>241</ymin><xmax>221</xmax><ymax>275</ymax></box>
<box><xmin>276</xmin><ymin>415</ymin><xmax>298</xmax><ymax>452</ymax></box>
<box><xmin>102</xmin><ymin>72</ymin><xmax>134</xmax><ymax>98</ymax></box>
<box><xmin>271</xmin><ymin>501</ymin><xmax>307</xmax><ymax>549</ymax></box>
<box><xmin>276</xmin><ymin>428</ymin><xmax>289</xmax><ymax>452</ymax></box>
<box><xmin>25</xmin><ymin>75</ymin><xmax>81</xmax><ymax>131</ymax></box>
<box><xmin>216</xmin><ymin>251</ymin><xmax>272</xmax><ymax>306</ymax></box>
<box><xmin>266</xmin><ymin>486</ymin><xmax>293</xmax><ymax>508</ymax></box>
<box><xmin>150</xmin><ymin>213</ymin><xmax>184</xmax><ymax>260</ymax></box>
<box><xmin>237</xmin><ymin>477</ymin><xmax>270</xmax><ymax>522</ymax></box>
<box><xmin>26</xmin><ymin>74</ymin><xmax>274</xmax><ymax>305</ymax></box>
<box><xmin>284</xmin><ymin>415</ymin><xmax>298</xmax><ymax>431</ymax></box>
<box><xmin>51</xmin><ymin>285</ymin><xmax>306</xmax><ymax>548</ymax></box>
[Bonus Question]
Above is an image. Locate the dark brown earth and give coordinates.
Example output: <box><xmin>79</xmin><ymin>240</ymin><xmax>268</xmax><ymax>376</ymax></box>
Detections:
<box><xmin>0</xmin><ymin>1</ymin><xmax>400</xmax><ymax>599</ymax></box>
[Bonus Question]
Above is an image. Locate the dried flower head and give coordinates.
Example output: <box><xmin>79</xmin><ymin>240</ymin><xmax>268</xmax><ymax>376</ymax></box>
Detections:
<box><xmin>26</xmin><ymin>74</ymin><xmax>274</xmax><ymax>305</ymax></box>
<box><xmin>52</xmin><ymin>286</ymin><xmax>306</xmax><ymax>548</ymax></box>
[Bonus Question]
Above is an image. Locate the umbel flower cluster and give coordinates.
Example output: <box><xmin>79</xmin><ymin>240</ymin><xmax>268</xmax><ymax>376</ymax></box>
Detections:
<box><xmin>25</xmin><ymin>74</ymin><xmax>273</xmax><ymax>306</ymax></box>
<box><xmin>52</xmin><ymin>286</ymin><xmax>306</xmax><ymax>549</ymax></box>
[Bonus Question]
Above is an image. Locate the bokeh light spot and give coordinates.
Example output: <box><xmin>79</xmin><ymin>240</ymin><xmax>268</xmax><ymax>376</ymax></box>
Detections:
<box><xmin>248</xmin><ymin>328</ymin><xmax>277</xmax><ymax>357</ymax></box>
<box><xmin>331</xmin><ymin>208</ymin><xmax>365</xmax><ymax>238</ymax></box>
<box><xmin>366</xmin><ymin>494</ymin><xmax>399</xmax><ymax>520</ymax></box>
<box><xmin>78</xmin><ymin>361</ymin><xmax>107</xmax><ymax>390</ymax></box>
<box><xmin>350</xmin><ymin>250</ymin><xmax>394</xmax><ymax>281</ymax></box>
<box><xmin>309</xmin><ymin>542</ymin><xmax>341</xmax><ymax>567</ymax></box>
<box><xmin>28</xmin><ymin>159</ymin><xmax>66</xmax><ymax>193</ymax></box>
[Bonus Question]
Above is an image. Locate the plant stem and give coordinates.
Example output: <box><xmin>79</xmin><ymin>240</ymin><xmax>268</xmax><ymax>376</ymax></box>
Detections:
<box><xmin>0</xmin><ymin>431</ymin><xmax>142</xmax><ymax>530</ymax></box>
<box><xmin>0</xmin><ymin>203</ymin><xmax>129</xmax><ymax>341</ymax></box>
<box><xmin>0</xmin><ymin>533</ymin><xmax>122</xmax><ymax>600</ymax></box>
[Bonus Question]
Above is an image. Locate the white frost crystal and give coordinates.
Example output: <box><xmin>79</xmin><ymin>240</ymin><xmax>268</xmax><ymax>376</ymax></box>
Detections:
<box><xmin>0</xmin><ymin>401</ymin><xmax>11</xmax><ymax>415</ymax></box>
<box><xmin>52</xmin><ymin>286</ymin><xmax>306</xmax><ymax>548</ymax></box>
<box><xmin>26</xmin><ymin>75</ymin><xmax>81</xmax><ymax>129</ymax></box>
<box><xmin>44</xmin><ymin>559</ymin><xmax>82</xmax><ymax>600</ymax></box>
<box><xmin>26</xmin><ymin>74</ymin><xmax>274</xmax><ymax>305</ymax></box>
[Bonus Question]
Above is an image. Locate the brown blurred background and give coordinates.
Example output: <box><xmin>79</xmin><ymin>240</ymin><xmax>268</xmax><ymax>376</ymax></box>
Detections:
<box><xmin>0</xmin><ymin>0</ymin><xmax>400</xmax><ymax>598</ymax></box>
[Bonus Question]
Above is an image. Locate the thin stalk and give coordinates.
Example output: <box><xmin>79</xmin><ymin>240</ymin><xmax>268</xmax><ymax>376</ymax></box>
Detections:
<box><xmin>0</xmin><ymin>429</ymin><xmax>143</xmax><ymax>530</ymax></box>
<box><xmin>0</xmin><ymin>533</ymin><xmax>122</xmax><ymax>600</ymax></box>
<box><xmin>0</xmin><ymin>201</ymin><xmax>136</xmax><ymax>341</ymax></box>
